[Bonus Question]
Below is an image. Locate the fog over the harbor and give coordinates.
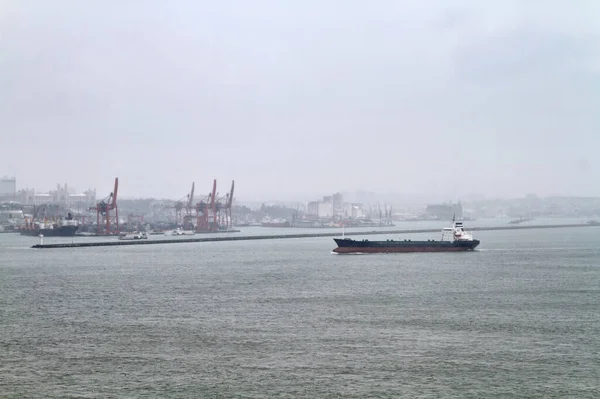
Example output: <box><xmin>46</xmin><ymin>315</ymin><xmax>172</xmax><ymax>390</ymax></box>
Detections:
<box><xmin>1</xmin><ymin>0</ymin><xmax>599</xmax><ymax>201</ymax></box>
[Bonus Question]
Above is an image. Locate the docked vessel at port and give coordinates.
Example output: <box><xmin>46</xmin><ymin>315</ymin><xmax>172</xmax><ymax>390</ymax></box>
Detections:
<box><xmin>332</xmin><ymin>218</ymin><xmax>480</xmax><ymax>254</ymax></box>
<box><xmin>119</xmin><ymin>231</ymin><xmax>149</xmax><ymax>240</ymax></box>
<box><xmin>164</xmin><ymin>228</ymin><xmax>195</xmax><ymax>236</ymax></box>
<box><xmin>261</xmin><ymin>217</ymin><xmax>291</xmax><ymax>227</ymax></box>
<box><xmin>20</xmin><ymin>213</ymin><xmax>80</xmax><ymax>237</ymax></box>
<box><xmin>0</xmin><ymin>201</ymin><xmax>24</xmax><ymax>232</ymax></box>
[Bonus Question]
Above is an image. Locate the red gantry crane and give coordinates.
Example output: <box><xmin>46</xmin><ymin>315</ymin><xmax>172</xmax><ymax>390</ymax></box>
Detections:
<box><xmin>90</xmin><ymin>177</ymin><xmax>119</xmax><ymax>235</ymax></box>
<box><xmin>195</xmin><ymin>179</ymin><xmax>217</xmax><ymax>232</ymax></box>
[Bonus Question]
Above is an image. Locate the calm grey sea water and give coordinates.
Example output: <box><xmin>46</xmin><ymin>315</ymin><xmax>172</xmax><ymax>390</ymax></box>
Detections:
<box><xmin>1</xmin><ymin>225</ymin><xmax>600</xmax><ymax>398</ymax></box>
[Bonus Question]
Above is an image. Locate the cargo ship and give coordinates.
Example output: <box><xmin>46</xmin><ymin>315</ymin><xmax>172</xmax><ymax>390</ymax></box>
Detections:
<box><xmin>20</xmin><ymin>213</ymin><xmax>80</xmax><ymax>237</ymax></box>
<box><xmin>332</xmin><ymin>218</ymin><xmax>480</xmax><ymax>254</ymax></box>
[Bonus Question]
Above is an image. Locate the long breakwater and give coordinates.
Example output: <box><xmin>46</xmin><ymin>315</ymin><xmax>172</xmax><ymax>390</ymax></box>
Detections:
<box><xmin>31</xmin><ymin>223</ymin><xmax>598</xmax><ymax>249</ymax></box>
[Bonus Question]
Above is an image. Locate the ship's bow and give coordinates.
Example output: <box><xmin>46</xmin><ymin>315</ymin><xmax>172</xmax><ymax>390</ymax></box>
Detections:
<box><xmin>333</xmin><ymin>238</ymin><xmax>353</xmax><ymax>253</ymax></box>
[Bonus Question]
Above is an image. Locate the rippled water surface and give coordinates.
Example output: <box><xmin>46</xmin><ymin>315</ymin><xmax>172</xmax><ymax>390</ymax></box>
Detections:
<box><xmin>2</xmin><ymin>226</ymin><xmax>600</xmax><ymax>397</ymax></box>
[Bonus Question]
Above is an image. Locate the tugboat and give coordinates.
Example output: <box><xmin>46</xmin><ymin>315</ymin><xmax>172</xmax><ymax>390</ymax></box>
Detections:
<box><xmin>332</xmin><ymin>217</ymin><xmax>480</xmax><ymax>254</ymax></box>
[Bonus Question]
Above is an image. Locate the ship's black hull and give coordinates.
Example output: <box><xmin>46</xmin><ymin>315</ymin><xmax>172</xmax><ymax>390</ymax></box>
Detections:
<box><xmin>20</xmin><ymin>225</ymin><xmax>79</xmax><ymax>237</ymax></box>
<box><xmin>333</xmin><ymin>238</ymin><xmax>480</xmax><ymax>253</ymax></box>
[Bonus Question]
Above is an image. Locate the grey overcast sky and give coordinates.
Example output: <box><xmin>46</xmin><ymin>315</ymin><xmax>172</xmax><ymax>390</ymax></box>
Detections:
<box><xmin>1</xmin><ymin>0</ymin><xmax>599</xmax><ymax>201</ymax></box>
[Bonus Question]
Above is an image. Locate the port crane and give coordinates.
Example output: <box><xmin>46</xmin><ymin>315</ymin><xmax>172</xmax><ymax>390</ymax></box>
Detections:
<box><xmin>90</xmin><ymin>177</ymin><xmax>119</xmax><ymax>235</ymax></box>
<box><xmin>225</xmin><ymin>180</ymin><xmax>235</xmax><ymax>230</ymax></box>
<box><xmin>182</xmin><ymin>182</ymin><xmax>195</xmax><ymax>230</ymax></box>
<box><xmin>215</xmin><ymin>180</ymin><xmax>235</xmax><ymax>230</ymax></box>
<box><xmin>174</xmin><ymin>201</ymin><xmax>184</xmax><ymax>225</ymax></box>
<box><xmin>23</xmin><ymin>204</ymin><xmax>47</xmax><ymax>231</ymax></box>
<box><xmin>173</xmin><ymin>182</ymin><xmax>196</xmax><ymax>227</ymax></box>
<box><xmin>195</xmin><ymin>179</ymin><xmax>217</xmax><ymax>232</ymax></box>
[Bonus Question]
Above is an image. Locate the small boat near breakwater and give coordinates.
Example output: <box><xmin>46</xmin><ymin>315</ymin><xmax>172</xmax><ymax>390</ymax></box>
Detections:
<box><xmin>118</xmin><ymin>231</ymin><xmax>149</xmax><ymax>240</ymax></box>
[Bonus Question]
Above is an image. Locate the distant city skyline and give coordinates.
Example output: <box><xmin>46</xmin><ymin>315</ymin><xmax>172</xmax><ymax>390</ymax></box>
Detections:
<box><xmin>3</xmin><ymin>173</ymin><xmax>599</xmax><ymax>205</ymax></box>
